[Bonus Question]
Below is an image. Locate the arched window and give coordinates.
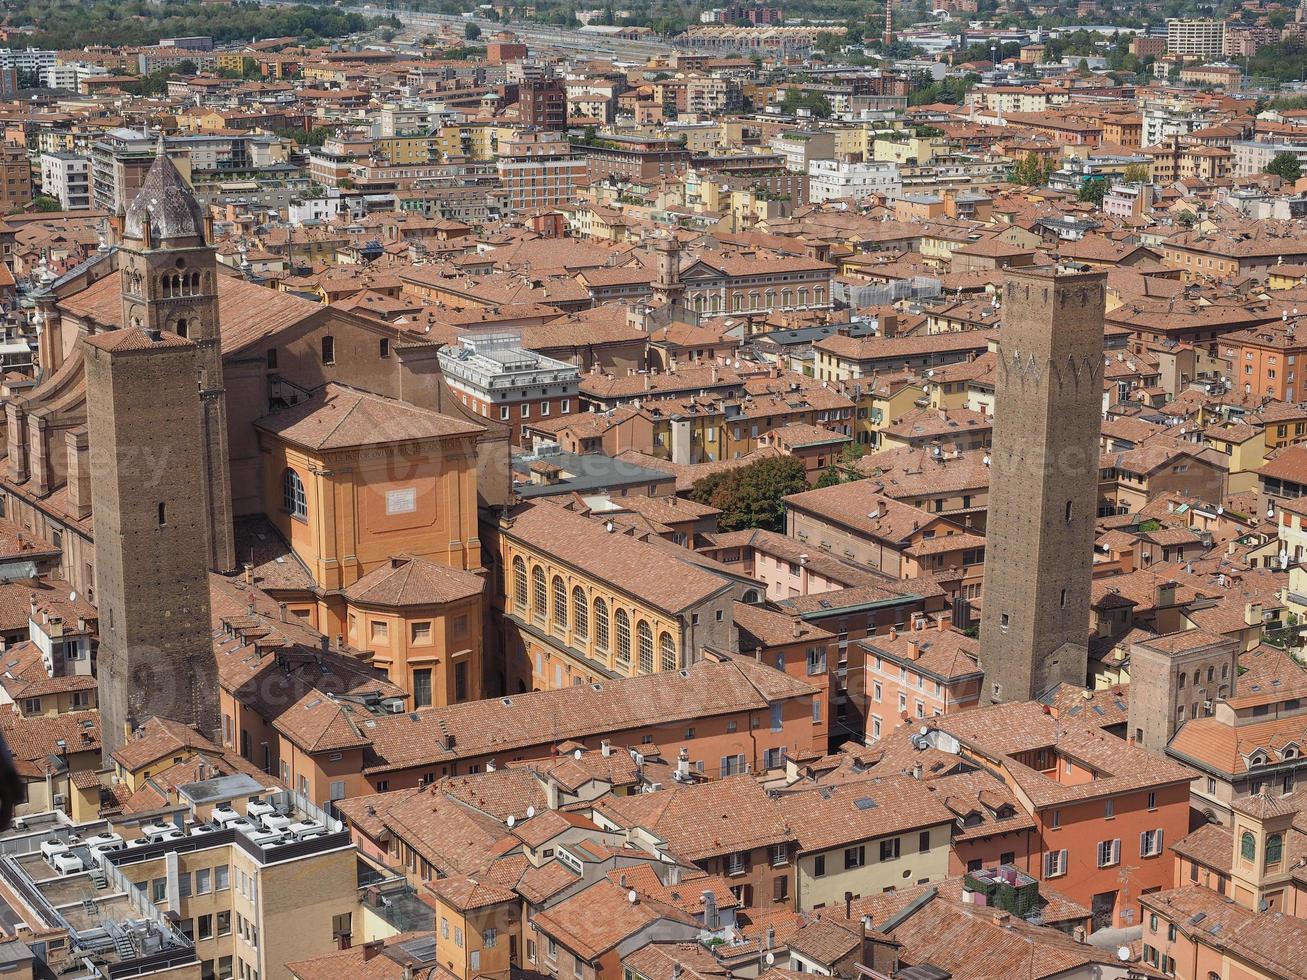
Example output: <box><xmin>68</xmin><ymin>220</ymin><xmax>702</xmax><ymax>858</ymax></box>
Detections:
<box><xmin>782</xmin><ymin>289</ymin><xmax>792</xmax><ymax>307</ymax></box>
<box><xmin>814</xmin><ymin>287</ymin><xmax>825</xmax><ymax>305</ymax></box>
<box><xmin>1267</xmin><ymin>833</ymin><xmax>1284</xmax><ymax>866</ymax></box>
<box><xmin>531</xmin><ymin>566</ymin><xmax>546</xmax><ymax>623</ymax></box>
<box><xmin>594</xmin><ymin>598</ymin><xmax>609</xmax><ymax>653</ymax></box>
<box><xmin>659</xmin><ymin>632</ymin><xmax>676</xmax><ymax>672</ymax></box>
<box><xmin>1222</xmin><ymin>662</ymin><xmax>1230</xmax><ymax>679</ymax></box>
<box><xmin>637</xmin><ymin>621</ymin><xmax>654</xmax><ymax>673</ymax></box>
<box><xmin>190</xmin><ymin>271</ymin><xmax>200</xmax><ymax>292</ymax></box>
<box><xmin>615</xmin><ymin>609</ymin><xmax>631</xmax><ymax>665</ymax></box>
<box><xmin>798</xmin><ymin>288</ymin><xmax>809</xmax><ymax>306</ymax></box>
<box><xmin>743</xmin><ymin>589</ymin><xmax>760</xmax><ymax>603</ymax></box>
<box><xmin>512</xmin><ymin>557</ymin><xmax>527</xmax><ymax>611</ymax></box>
<box><xmin>1241</xmin><ymin>831</ymin><xmax>1256</xmax><ymax>862</ymax></box>
<box><xmin>282</xmin><ymin>469</ymin><xmax>306</xmax><ymax>519</ymax></box>
<box><xmin>552</xmin><ymin>576</ymin><xmax>567</xmax><ymax>628</ymax></box>
<box><xmin>572</xmin><ymin>587</ymin><xmax>588</xmax><ymax>640</ymax></box>
<box><xmin>175</xmin><ymin>318</ymin><xmax>188</xmax><ymax>339</ymax></box>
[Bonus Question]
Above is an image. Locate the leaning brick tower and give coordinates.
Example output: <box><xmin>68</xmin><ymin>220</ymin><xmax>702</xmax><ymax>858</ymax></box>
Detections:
<box><xmin>979</xmin><ymin>267</ymin><xmax>1106</xmax><ymax>703</ymax></box>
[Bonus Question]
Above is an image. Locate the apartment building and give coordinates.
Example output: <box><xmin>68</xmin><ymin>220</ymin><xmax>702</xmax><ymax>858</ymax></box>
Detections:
<box><xmin>862</xmin><ymin>626</ymin><xmax>984</xmax><ymax>741</ymax></box>
<box><xmin>1165</xmin><ymin>18</ymin><xmax>1225</xmax><ymax>57</ymax></box>
<box><xmin>807</xmin><ymin>158</ymin><xmax>902</xmax><ymax>204</ymax></box>
<box><xmin>496</xmin><ymin>131</ymin><xmax>587</xmax><ymax>210</ymax></box>
<box><xmin>39</xmin><ymin>152</ymin><xmax>90</xmax><ymax>210</ymax></box>
<box><xmin>0</xmin><ymin>773</ymin><xmax>360</xmax><ymax>980</ymax></box>
<box><xmin>930</xmin><ymin>702</ymin><xmax>1194</xmax><ymax>929</ymax></box>
<box><xmin>438</xmin><ymin>334</ymin><xmax>581</xmax><ymax>447</ymax></box>
<box><xmin>777</xmin><ymin>776</ymin><xmax>954</xmax><ymax>910</ymax></box>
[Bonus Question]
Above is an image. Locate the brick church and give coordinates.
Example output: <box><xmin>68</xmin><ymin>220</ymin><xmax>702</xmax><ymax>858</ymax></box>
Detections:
<box><xmin>0</xmin><ymin>143</ymin><xmax>508</xmax><ymax>753</ymax></box>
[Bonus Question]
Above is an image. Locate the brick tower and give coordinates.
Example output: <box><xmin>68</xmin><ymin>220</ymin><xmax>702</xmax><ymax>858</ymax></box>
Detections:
<box><xmin>979</xmin><ymin>267</ymin><xmax>1106</xmax><ymax>703</ymax></box>
<box><xmin>117</xmin><ymin>140</ymin><xmax>235</xmax><ymax>574</ymax></box>
<box><xmin>86</xmin><ymin>146</ymin><xmax>226</xmax><ymax>753</ymax></box>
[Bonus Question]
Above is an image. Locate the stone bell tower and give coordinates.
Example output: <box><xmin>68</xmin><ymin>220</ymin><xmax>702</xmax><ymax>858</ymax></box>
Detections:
<box><xmin>117</xmin><ymin>140</ymin><xmax>235</xmax><ymax>574</ymax></box>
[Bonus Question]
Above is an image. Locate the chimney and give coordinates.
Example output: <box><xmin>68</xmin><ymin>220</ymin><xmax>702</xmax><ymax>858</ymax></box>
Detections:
<box><xmin>702</xmin><ymin>889</ymin><xmax>719</xmax><ymax>929</ymax></box>
<box><xmin>361</xmin><ymin>940</ymin><xmax>384</xmax><ymax>962</ymax></box>
<box><xmin>880</xmin><ymin>313</ymin><xmax>898</xmax><ymax>339</ymax></box>
<box><xmin>906</xmin><ymin>638</ymin><xmax>921</xmax><ymax>661</ymax></box>
<box><xmin>677</xmin><ymin>747</ymin><xmax>690</xmax><ymax>780</ymax></box>
<box><xmin>1155</xmin><ymin>580</ymin><xmax>1176</xmax><ymax>609</ymax></box>
<box><xmin>278</xmin><ymin>602</ymin><xmax>288</xmax><ymax>623</ymax></box>
<box><xmin>845</xmin><ymin>890</ymin><xmax>854</xmax><ymax>919</ymax></box>
<box><xmin>403</xmin><ymin>963</ymin><xmax>414</xmax><ymax>980</ymax></box>
<box><xmin>601</xmin><ymin>738</ymin><xmax>611</xmax><ymax>757</ymax></box>
<box><xmin>1245</xmin><ymin>601</ymin><xmax>1263</xmax><ymax>626</ymax></box>
<box><xmin>912</xmin><ymin>762</ymin><xmax>923</xmax><ymax>780</ymax></box>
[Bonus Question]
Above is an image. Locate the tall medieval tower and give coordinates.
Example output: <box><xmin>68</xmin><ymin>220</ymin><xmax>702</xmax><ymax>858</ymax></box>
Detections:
<box><xmin>86</xmin><ymin>145</ymin><xmax>229</xmax><ymax>753</ymax></box>
<box><xmin>979</xmin><ymin>267</ymin><xmax>1106</xmax><ymax>703</ymax></box>
<box><xmin>117</xmin><ymin>141</ymin><xmax>235</xmax><ymax>575</ymax></box>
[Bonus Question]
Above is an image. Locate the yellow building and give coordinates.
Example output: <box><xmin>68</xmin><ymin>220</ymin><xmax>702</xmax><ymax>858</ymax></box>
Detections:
<box><xmin>857</xmin><ymin>375</ymin><xmax>927</xmax><ymax>448</ymax></box>
<box><xmin>495</xmin><ymin>499</ymin><xmax>736</xmax><ymax>693</ymax></box>
<box><xmin>374</xmin><ymin>135</ymin><xmax>435</xmax><ymax>165</ymax></box>
<box><xmin>1203</xmin><ymin>420</ymin><xmax>1266</xmax><ymax>494</ymax></box>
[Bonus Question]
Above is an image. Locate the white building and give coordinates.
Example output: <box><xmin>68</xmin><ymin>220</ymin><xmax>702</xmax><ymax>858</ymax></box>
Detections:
<box><xmin>807</xmin><ymin>158</ymin><xmax>902</xmax><ymax>203</ymax></box>
<box><xmin>38</xmin><ymin>152</ymin><xmax>90</xmax><ymax>210</ymax></box>
<box><xmin>0</xmin><ymin>48</ymin><xmax>55</xmax><ymax>74</ymax></box>
<box><xmin>1165</xmin><ymin>18</ymin><xmax>1225</xmax><ymax>58</ymax></box>
<box><xmin>1231</xmin><ymin>140</ymin><xmax>1307</xmax><ymax>179</ymax></box>
<box><xmin>39</xmin><ymin>62</ymin><xmax>107</xmax><ymax>91</ymax></box>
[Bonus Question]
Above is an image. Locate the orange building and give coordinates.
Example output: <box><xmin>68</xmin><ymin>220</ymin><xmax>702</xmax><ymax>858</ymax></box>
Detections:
<box><xmin>1224</xmin><ymin>320</ymin><xmax>1307</xmax><ymax>403</ymax></box>
<box><xmin>935</xmin><ymin>702</ymin><xmax>1196</xmax><ymax>930</ymax></box>
<box><xmin>254</xmin><ymin>383</ymin><xmax>482</xmax><ymax>606</ymax></box>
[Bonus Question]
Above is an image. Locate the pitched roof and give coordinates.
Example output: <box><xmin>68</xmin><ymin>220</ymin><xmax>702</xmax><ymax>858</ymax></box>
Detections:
<box><xmin>254</xmin><ymin>383</ymin><xmax>482</xmax><ymax>450</ymax></box>
<box><xmin>343</xmin><ymin>556</ymin><xmax>484</xmax><ymax>608</ymax></box>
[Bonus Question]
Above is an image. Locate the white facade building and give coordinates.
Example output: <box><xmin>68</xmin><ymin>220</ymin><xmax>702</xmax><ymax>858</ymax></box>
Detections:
<box><xmin>39</xmin><ymin>152</ymin><xmax>90</xmax><ymax>210</ymax></box>
<box><xmin>807</xmin><ymin>158</ymin><xmax>902</xmax><ymax>203</ymax></box>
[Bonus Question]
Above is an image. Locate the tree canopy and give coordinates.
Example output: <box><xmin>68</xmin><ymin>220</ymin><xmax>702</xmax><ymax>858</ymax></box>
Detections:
<box><xmin>1266</xmin><ymin>151</ymin><xmax>1303</xmax><ymax>183</ymax></box>
<box><xmin>690</xmin><ymin>457</ymin><xmax>808</xmax><ymax>532</ymax></box>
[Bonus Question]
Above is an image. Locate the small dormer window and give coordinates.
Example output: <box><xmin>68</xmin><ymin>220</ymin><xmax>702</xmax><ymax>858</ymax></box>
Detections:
<box><xmin>1285</xmin><ymin>747</ymin><xmax>1298</xmax><ymax>760</ymax></box>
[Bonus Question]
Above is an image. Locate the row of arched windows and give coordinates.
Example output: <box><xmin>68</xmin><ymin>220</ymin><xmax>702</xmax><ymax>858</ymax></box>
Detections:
<box><xmin>161</xmin><ymin>271</ymin><xmax>203</xmax><ymax>298</ymax></box>
<box><xmin>688</xmin><ymin>287</ymin><xmax>827</xmax><ymax>315</ymax></box>
<box><xmin>511</xmin><ymin>556</ymin><xmax>678</xmax><ymax>674</ymax></box>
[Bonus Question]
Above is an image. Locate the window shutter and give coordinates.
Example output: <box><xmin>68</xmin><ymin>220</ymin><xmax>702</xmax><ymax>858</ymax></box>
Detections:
<box><xmin>1113</xmin><ymin>839</ymin><xmax>1121</xmax><ymax>865</ymax></box>
<box><xmin>1156</xmin><ymin>829</ymin><xmax>1164</xmax><ymax>854</ymax></box>
<box><xmin>1059</xmin><ymin>849</ymin><xmax>1067</xmax><ymax>875</ymax></box>
<box><xmin>720</xmin><ymin>756</ymin><xmax>729</xmax><ymax>777</ymax></box>
<box><xmin>1139</xmin><ymin>831</ymin><xmax>1148</xmax><ymax>857</ymax></box>
<box><xmin>737</xmin><ymin>753</ymin><xmax>747</xmax><ymax>773</ymax></box>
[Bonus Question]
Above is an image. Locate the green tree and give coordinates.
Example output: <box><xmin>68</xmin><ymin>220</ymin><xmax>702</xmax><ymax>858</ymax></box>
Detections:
<box><xmin>815</xmin><ymin>465</ymin><xmax>842</xmax><ymax>488</ymax></box>
<box><xmin>689</xmin><ymin>457</ymin><xmax>808</xmax><ymax>532</ymax></box>
<box><xmin>1123</xmin><ymin>162</ymin><xmax>1150</xmax><ymax>183</ymax></box>
<box><xmin>1078</xmin><ymin>176</ymin><xmax>1108</xmax><ymax>205</ymax></box>
<box><xmin>464</xmin><ymin>20</ymin><xmax>482</xmax><ymax>40</ymax></box>
<box><xmin>1266</xmin><ymin>151</ymin><xmax>1303</xmax><ymax>183</ymax></box>
<box><xmin>779</xmin><ymin>87</ymin><xmax>832</xmax><ymax>118</ymax></box>
<box><xmin>1010</xmin><ymin>151</ymin><xmax>1049</xmax><ymax>186</ymax></box>
<box><xmin>1177</xmin><ymin>210</ymin><xmax>1197</xmax><ymax>227</ymax></box>
<box><xmin>29</xmin><ymin>195</ymin><xmax>62</xmax><ymax>212</ymax></box>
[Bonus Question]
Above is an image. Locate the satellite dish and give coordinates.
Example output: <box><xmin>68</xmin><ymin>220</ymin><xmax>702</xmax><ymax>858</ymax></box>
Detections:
<box><xmin>526</xmin><ymin>805</ymin><xmax>536</xmax><ymax>818</ymax></box>
<box><xmin>68</xmin><ymin>592</ymin><xmax>76</xmax><ymax>602</ymax></box>
<box><xmin>574</xmin><ymin>748</ymin><xmax>583</xmax><ymax>760</ymax></box>
<box><xmin>766</xmin><ymin>953</ymin><xmax>776</xmax><ymax>965</ymax></box>
<box><xmin>506</xmin><ymin>815</ymin><xmax>515</xmax><ymax>827</ymax></box>
<box><xmin>628</xmin><ymin>889</ymin><xmax>638</xmax><ymax>904</ymax></box>
<box><xmin>1116</xmin><ymin>946</ymin><xmax>1131</xmax><ymax>962</ymax></box>
<box><xmin>919</xmin><ymin>725</ymin><xmax>929</xmax><ymax>735</ymax></box>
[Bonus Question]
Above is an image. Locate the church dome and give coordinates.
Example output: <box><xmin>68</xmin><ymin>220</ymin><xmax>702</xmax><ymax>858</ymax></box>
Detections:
<box><xmin>123</xmin><ymin>146</ymin><xmax>205</xmax><ymax>244</ymax></box>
